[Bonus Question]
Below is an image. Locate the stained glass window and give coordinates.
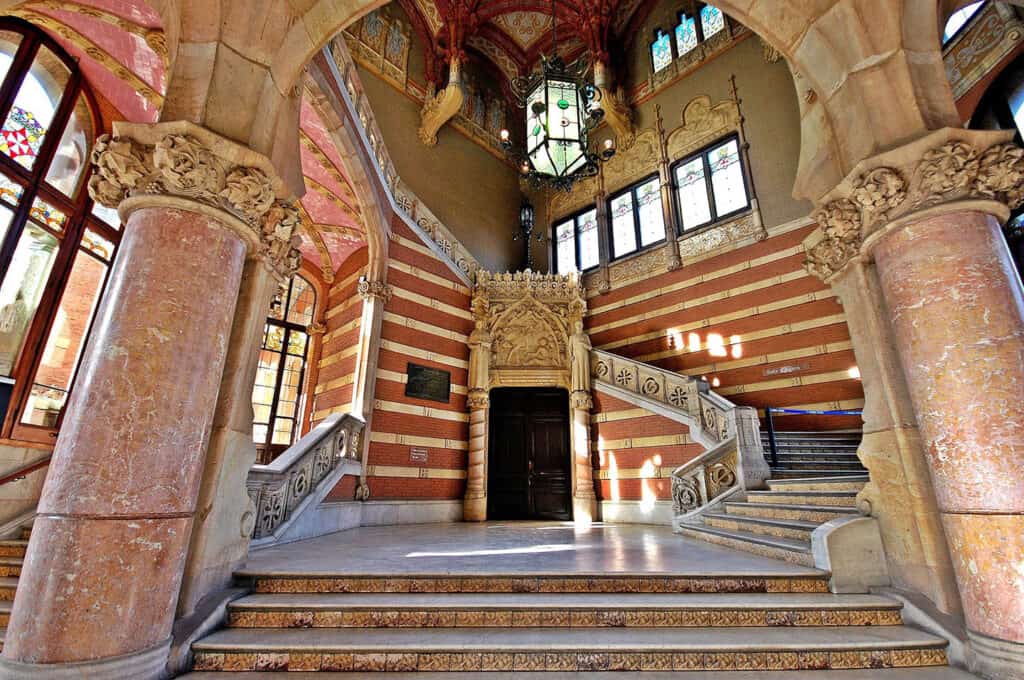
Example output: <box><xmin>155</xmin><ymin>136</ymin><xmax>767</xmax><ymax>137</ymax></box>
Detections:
<box><xmin>700</xmin><ymin>5</ymin><xmax>726</xmax><ymax>39</ymax></box>
<box><xmin>673</xmin><ymin>135</ymin><xmax>750</xmax><ymax>233</ymax></box>
<box><xmin>944</xmin><ymin>1</ymin><xmax>984</xmax><ymax>44</ymax></box>
<box><xmin>610</xmin><ymin>192</ymin><xmax>637</xmax><ymax>257</ymax></box>
<box><xmin>552</xmin><ymin>207</ymin><xmax>599</xmax><ymax>273</ymax></box>
<box><xmin>651</xmin><ymin>30</ymin><xmax>673</xmax><ymax>73</ymax></box>
<box><xmin>252</xmin><ymin>274</ymin><xmax>317</xmax><ymax>463</ymax></box>
<box><xmin>676</xmin><ymin>14</ymin><xmax>698</xmax><ymax>57</ymax></box>
<box><xmin>0</xmin><ymin>20</ymin><xmax>117</xmax><ymax>443</ymax></box>
<box><xmin>609</xmin><ymin>176</ymin><xmax>667</xmax><ymax>259</ymax></box>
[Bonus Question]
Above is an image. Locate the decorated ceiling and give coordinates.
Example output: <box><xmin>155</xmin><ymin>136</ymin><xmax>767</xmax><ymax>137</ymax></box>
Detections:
<box><xmin>398</xmin><ymin>0</ymin><xmax>654</xmax><ymax>84</ymax></box>
<box><xmin>6</xmin><ymin>0</ymin><xmax>366</xmax><ymax>284</ymax></box>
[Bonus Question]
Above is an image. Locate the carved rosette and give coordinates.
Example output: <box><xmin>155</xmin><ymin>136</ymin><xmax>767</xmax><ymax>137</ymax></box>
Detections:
<box><xmin>88</xmin><ymin>131</ymin><xmax>302</xmax><ymax>278</ymax></box>
<box><xmin>357</xmin><ymin>277</ymin><xmax>393</xmax><ymax>303</ymax></box>
<box><xmin>803</xmin><ymin>133</ymin><xmax>1024</xmax><ymax>282</ymax></box>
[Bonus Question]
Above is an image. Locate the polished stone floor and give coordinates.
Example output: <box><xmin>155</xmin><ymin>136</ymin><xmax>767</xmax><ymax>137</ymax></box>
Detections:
<box><xmin>243</xmin><ymin>522</ymin><xmax>823</xmax><ymax>577</ymax></box>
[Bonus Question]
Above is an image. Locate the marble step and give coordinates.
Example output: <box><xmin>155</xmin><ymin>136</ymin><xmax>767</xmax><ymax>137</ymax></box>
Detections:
<box><xmin>0</xmin><ymin>601</ymin><xmax>9</xmax><ymax>627</ymax></box>
<box><xmin>768</xmin><ymin>461</ymin><xmax>867</xmax><ymax>471</ymax></box>
<box><xmin>747</xmin><ymin>491</ymin><xmax>859</xmax><ymax>508</ymax></box>
<box><xmin>703</xmin><ymin>513</ymin><xmax>818</xmax><ymax>541</ymax></box>
<box><xmin>227</xmin><ymin>592</ymin><xmax>903</xmax><ymax>629</ymax></box>
<box><xmin>768</xmin><ymin>469</ymin><xmax>867</xmax><ymax>479</ymax></box>
<box><xmin>676</xmin><ymin>526</ymin><xmax>814</xmax><ymax>567</ymax></box>
<box><xmin>0</xmin><ymin>541</ymin><xmax>27</xmax><ymax>558</ymax></box>
<box><xmin>191</xmin><ymin>625</ymin><xmax>948</xmax><ymax>673</ymax></box>
<box><xmin>0</xmin><ymin>578</ymin><xmax>17</xmax><ymax>600</ymax></box>
<box><xmin>762</xmin><ymin>430</ymin><xmax>861</xmax><ymax>439</ymax></box>
<box><xmin>0</xmin><ymin>558</ymin><xmax>22</xmax><ymax>578</ymax></box>
<box><xmin>724</xmin><ymin>501</ymin><xmax>858</xmax><ymax>524</ymax></box>
<box><xmin>181</xmin><ymin>669</ymin><xmax>979</xmax><ymax>680</ymax></box>
<box><xmin>244</xmin><ymin>573</ymin><xmax>831</xmax><ymax>595</ymax></box>
<box><xmin>767</xmin><ymin>475</ymin><xmax>868</xmax><ymax>492</ymax></box>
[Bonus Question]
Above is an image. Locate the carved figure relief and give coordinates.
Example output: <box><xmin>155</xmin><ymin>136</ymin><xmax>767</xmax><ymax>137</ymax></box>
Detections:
<box><xmin>490</xmin><ymin>298</ymin><xmax>566</xmax><ymax>369</ymax></box>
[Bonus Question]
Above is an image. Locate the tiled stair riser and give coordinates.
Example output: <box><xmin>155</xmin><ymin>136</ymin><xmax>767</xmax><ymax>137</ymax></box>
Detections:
<box><xmin>705</xmin><ymin>517</ymin><xmax>813</xmax><ymax>541</ymax></box>
<box><xmin>676</xmin><ymin>529</ymin><xmax>815</xmax><ymax>567</ymax></box>
<box><xmin>748</xmin><ymin>493</ymin><xmax>858</xmax><ymax>508</ymax></box>
<box><xmin>192</xmin><ymin>648</ymin><xmax>948</xmax><ymax>672</ymax></box>
<box><xmin>252</xmin><ymin>577</ymin><xmax>831</xmax><ymax>594</ymax></box>
<box><xmin>227</xmin><ymin>608</ymin><xmax>903</xmax><ymax>629</ymax></box>
<box><xmin>725</xmin><ymin>504</ymin><xmax>854</xmax><ymax>523</ymax></box>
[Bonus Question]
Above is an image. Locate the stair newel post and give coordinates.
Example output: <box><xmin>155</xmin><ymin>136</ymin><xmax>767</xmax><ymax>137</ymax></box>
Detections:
<box><xmin>765</xmin><ymin>407</ymin><xmax>779</xmax><ymax>468</ymax></box>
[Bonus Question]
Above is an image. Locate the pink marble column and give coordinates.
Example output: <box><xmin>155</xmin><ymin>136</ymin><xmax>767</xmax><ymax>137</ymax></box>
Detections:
<box><xmin>873</xmin><ymin>209</ymin><xmax>1024</xmax><ymax>654</ymax></box>
<box><xmin>0</xmin><ymin>207</ymin><xmax>246</xmax><ymax>676</ymax></box>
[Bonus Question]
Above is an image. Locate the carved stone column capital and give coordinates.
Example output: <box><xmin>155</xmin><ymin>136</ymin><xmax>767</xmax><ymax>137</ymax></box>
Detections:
<box><xmin>87</xmin><ymin>121</ymin><xmax>303</xmax><ymax>280</ymax></box>
<box><xmin>803</xmin><ymin>127</ymin><xmax>1024</xmax><ymax>283</ymax></box>
<box><xmin>357</xmin><ymin>277</ymin><xmax>392</xmax><ymax>303</ymax></box>
<box><xmin>307</xmin><ymin>321</ymin><xmax>327</xmax><ymax>336</ymax></box>
<box><xmin>467</xmin><ymin>390</ymin><xmax>489</xmax><ymax>410</ymax></box>
<box><xmin>570</xmin><ymin>390</ymin><xmax>593</xmax><ymax>411</ymax></box>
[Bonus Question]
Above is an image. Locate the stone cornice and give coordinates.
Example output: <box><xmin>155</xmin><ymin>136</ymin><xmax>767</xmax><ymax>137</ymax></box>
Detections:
<box><xmin>88</xmin><ymin>121</ymin><xmax>303</xmax><ymax>280</ymax></box>
<box><xmin>804</xmin><ymin>128</ymin><xmax>1023</xmax><ymax>282</ymax></box>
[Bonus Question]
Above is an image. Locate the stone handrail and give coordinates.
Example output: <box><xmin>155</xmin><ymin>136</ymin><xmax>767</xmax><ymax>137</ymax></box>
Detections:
<box><xmin>591</xmin><ymin>348</ymin><xmax>770</xmax><ymax>519</ymax></box>
<box><xmin>670</xmin><ymin>436</ymin><xmax>742</xmax><ymax>527</ymax></box>
<box><xmin>246</xmin><ymin>412</ymin><xmax>364</xmax><ymax>540</ymax></box>
<box><xmin>326</xmin><ymin>36</ymin><xmax>481</xmax><ymax>283</ymax></box>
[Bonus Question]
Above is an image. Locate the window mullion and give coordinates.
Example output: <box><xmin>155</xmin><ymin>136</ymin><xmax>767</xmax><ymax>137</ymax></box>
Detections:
<box><xmin>0</xmin><ymin>34</ymin><xmax>38</xmax><ymax>133</ymax></box>
<box><xmin>632</xmin><ymin>186</ymin><xmax>642</xmax><ymax>250</ymax></box>
<box><xmin>266</xmin><ymin>325</ymin><xmax>290</xmax><ymax>451</ymax></box>
<box><xmin>703</xmin><ymin>151</ymin><xmax>717</xmax><ymax>222</ymax></box>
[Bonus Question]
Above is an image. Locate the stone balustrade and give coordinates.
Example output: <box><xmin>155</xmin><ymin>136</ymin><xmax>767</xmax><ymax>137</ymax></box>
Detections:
<box><xmin>247</xmin><ymin>413</ymin><xmax>364</xmax><ymax>540</ymax></box>
<box><xmin>590</xmin><ymin>348</ymin><xmax>770</xmax><ymax>520</ymax></box>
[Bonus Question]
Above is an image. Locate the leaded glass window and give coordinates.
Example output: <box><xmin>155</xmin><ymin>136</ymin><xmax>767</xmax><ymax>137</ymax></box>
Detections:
<box><xmin>673</xmin><ymin>135</ymin><xmax>750</xmax><ymax>232</ymax></box>
<box><xmin>552</xmin><ymin>206</ymin><xmax>599</xmax><ymax>273</ymax></box>
<box><xmin>253</xmin><ymin>274</ymin><xmax>317</xmax><ymax>463</ymax></box>
<box><xmin>651</xmin><ymin>30</ymin><xmax>673</xmax><ymax>73</ymax></box>
<box><xmin>700</xmin><ymin>5</ymin><xmax>725</xmax><ymax>39</ymax></box>
<box><xmin>675</xmin><ymin>15</ymin><xmax>698</xmax><ymax>56</ymax></box>
<box><xmin>943</xmin><ymin>1</ymin><xmax>984</xmax><ymax>44</ymax></box>
<box><xmin>0</xmin><ymin>19</ymin><xmax>119</xmax><ymax>444</ymax></box>
<box><xmin>608</xmin><ymin>175</ymin><xmax>667</xmax><ymax>259</ymax></box>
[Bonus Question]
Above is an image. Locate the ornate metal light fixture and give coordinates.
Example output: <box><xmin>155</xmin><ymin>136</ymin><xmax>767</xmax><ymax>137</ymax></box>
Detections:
<box><xmin>512</xmin><ymin>198</ymin><xmax>544</xmax><ymax>270</ymax></box>
<box><xmin>500</xmin><ymin>0</ymin><xmax>616</xmax><ymax>192</ymax></box>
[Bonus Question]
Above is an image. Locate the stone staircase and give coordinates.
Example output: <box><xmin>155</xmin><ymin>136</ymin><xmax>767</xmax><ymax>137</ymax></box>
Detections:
<box><xmin>763</xmin><ymin>430</ymin><xmax>866</xmax><ymax>479</ymax></box>
<box><xmin>181</xmin><ymin>570</ymin><xmax>958</xmax><ymax>675</ymax></box>
<box><xmin>0</xmin><ymin>524</ymin><xmax>30</xmax><ymax>650</ymax></box>
<box><xmin>677</xmin><ymin>475</ymin><xmax>867</xmax><ymax>567</ymax></box>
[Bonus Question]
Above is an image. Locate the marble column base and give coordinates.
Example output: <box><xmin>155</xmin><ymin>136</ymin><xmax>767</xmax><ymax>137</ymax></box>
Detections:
<box><xmin>463</xmin><ymin>495</ymin><xmax>486</xmax><ymax>522</ymax></box>
<box><xmin>968</xmin><ymin>629</ymin><xmax>1024</xmax><ymax>680</ymax></box>
<box><xmin>0</xmin><ymin>637</ymin><xmax>170</xmax><ymax>680</ymax></box>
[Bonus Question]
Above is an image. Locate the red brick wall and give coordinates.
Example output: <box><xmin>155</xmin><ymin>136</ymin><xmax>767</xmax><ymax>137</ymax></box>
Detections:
<box><xmin>586</xmin><ymin>222</ymin><xmax>863</xmax><ymax>432</ymax></box>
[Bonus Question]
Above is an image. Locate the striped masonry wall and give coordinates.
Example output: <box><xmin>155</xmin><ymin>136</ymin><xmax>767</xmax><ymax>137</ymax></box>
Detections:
<box><xmin>312</xmin><ymin>247</ymin><xmax>368</xmax><ymax>424</ymax></box>
<box><xmin>591</xmin><ymin>389</ymin><xmax>703</xmax><ymax>504</ymax></box>
<box><xmin>362</xmin><ymin>216</ymin><xmax>473</xmax><ymax>500</ymax></box>
<box><xmin>587</xmin><ymin>219</ymin><xmax>864</xmax><ymax>435</ymax></box>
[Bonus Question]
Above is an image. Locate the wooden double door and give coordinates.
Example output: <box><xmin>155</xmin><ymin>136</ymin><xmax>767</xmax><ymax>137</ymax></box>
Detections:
<box><xmin>487</xmin><ymin>388</ymin><xmax>572</xmax><ymax>521</ymax></box>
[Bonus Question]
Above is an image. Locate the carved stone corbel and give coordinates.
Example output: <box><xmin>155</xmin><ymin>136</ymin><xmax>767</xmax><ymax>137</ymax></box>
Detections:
<box><xmin>418</xmin><ymin>57</ymin><xmax>464</xmax><ymax>147</ymax></box>
<box><xmin>357</xmin><ymin>277</ymin><xmax>393</xmax><ymax>303</ymax></box>
<box><xmin>594</xmin><ymin>61</ymin><xmax>635</xmax><ymax>149</ymax></box>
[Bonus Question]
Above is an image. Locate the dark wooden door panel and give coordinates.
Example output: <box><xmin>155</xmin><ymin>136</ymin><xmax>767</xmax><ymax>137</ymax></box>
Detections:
<box><xmin>487</xmin><ymin>388</ymin><xmax>571</xmax><ymax>521</ymax></box>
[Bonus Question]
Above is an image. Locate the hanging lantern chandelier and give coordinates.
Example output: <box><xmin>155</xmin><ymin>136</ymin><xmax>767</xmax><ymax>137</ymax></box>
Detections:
<box><xmin>500</xmin><ymin>0</ymin><xmax>616</xmax><ymax>192</ymax></box>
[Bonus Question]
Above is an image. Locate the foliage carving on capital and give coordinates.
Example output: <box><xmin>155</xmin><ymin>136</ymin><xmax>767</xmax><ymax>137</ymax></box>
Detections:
<box><xmin>850</xmin><ymin>167</ymin><xmax>907</xmax><ymax>220</ymax></box>
<box><xmin>804</xmin><ymin>199</ymin><xmax>862</xmax><ymax>282</ymax></box>
<box><xmin>88</xmin><ymin>132</ymin><xmax>302</xmax><ymax>275</ymax></box>
<box><xmin>570</xmin><ymin>390</ymin><xmax>593</xmax><ymax>411</ymax></box>
<box><xmin>975</xmin><ymin>143</ymin><xmax>1024</xmax><ymax>209</ymax></box>
<box><xmin>915</xmin><ymin>141</ymin><xmax>980</xmax><ymax>206</ymax></box>
<box><xmin>358</xmin><ymin>277</ymin><xmax>392</xmax><ymax>303</ymax></box>
<box><xmin>467</xmin><ymin>390</ymin><xmax>489</xmax><ymax>410</ymax></box>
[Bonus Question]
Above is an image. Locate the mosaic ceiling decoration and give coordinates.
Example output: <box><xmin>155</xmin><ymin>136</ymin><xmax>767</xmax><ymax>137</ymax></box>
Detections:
<box><xmin>8</xmin><ymin>0</ymin><xmax>366</xmax><ymax>283</ymax></box>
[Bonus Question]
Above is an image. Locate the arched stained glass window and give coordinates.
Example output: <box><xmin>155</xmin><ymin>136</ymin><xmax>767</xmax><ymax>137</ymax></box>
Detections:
<box><xmin>651</xmin><ymin>30</ymin><xmax>673</xmax><ymax>73</ymax></box>
<box><xmin>700</xmin><ymin>5</ymin><xmax>725</xmax><ymax>39</ymax></box>
<box><xmin>675</xmin><ymin>14</ymin><xmax>698</xmax><ymax>57</ymax></box>
<box><xmin>0</xmin><ymin>19</ymin><xmax>121</xmax><ymax>443</ymax></box>
<box><xmin>252</xmin><ymin>274</ymin><xmax>317</xmax><ymax>463</ymax></box>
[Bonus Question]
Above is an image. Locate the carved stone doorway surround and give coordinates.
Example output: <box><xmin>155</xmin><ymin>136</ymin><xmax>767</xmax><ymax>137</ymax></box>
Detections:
<box><xmin>463</xmin><ymin>271</ymin><xmax>598</xmax><ymax>525</ymax></box>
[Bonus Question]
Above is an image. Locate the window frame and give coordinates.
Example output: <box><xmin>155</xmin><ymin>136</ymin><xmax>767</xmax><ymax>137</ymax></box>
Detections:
<box><xmin>650</xmin><ymin>28</ymin><xmax>674</xmax><ymax>74</ymax></box>
<box><xmin>552</xmin><ymin>204</ymin><xmax>600</xmax><ymax>274</ymax></box>
<box><xmin>0</xmin><ymin>17</ymin><xmax>113</xmax><ymax>444</ymax></box>
<box><xmin>252</xmin><ymin>274</ymin><xmax>317</xmax><ymax>464</ymax></box>
<box><xmin>670</xmin><ymin>133</ymin><xmax>752</xmax><ymax>234</ymax></box>
<box><xmin>607</xmin><ymin>173</ymin><xmax>667</xmax><ymax>262</ymax></box>
<box><xmin>942</xmin><ymin>1</ymin><xmax>986</xmax><ymax>47</ymax></box>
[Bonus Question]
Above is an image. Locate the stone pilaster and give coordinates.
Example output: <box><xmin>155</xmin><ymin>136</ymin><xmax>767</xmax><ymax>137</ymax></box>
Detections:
<box><xmin>464</xmin><ymin>390</ymin><xmax>489</xmax><ymax>522</ymax></box>
<box><xmin>352</xmin><ymin>277</ymin><xmax>391</xmax><ymax>501</ymax></box>
<box><xmin>570</xmin><ymin>389</ymin><xmax>598</xmax><ymax>524</ymax></box>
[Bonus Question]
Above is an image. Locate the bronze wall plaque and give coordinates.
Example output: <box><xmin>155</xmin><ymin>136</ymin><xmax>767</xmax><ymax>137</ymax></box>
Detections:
<box><xmin>405</xmin><ymin>362</ymin><xmax>451</xmax><ymax>403</ymax></box>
